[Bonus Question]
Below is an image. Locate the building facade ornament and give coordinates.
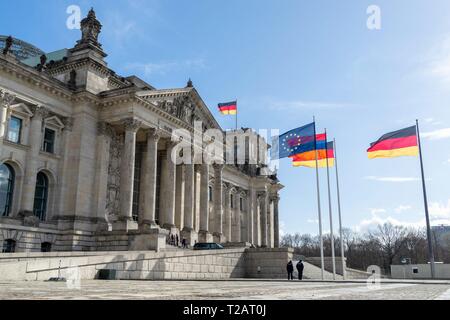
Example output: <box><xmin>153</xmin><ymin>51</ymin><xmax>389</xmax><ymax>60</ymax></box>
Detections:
<box><xmin>122</xmin><ymin>118</ymin><xmax>142</xmax><ymax>132</ymax></box>
<box><xmin>0</xmin><ymin>89</ymin><xmax>16</xmax><ymax>108</ymax></box>
<box><xmin>97</xmin><ymin>121</ymin><xmax>115</xmax><ymax>137</ymax></box>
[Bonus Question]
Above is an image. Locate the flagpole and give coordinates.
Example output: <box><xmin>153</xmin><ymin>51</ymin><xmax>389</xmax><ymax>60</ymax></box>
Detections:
<box><xmin>313</xmin><ymin>117</ymin><xmax>325</xmax><ymax>280</ymax></box>
<box><xmin>235</xmin><ymin>100</ymin><xmax>238</xmax><ymax>131</ymax></box>
<box><xmin>325</xmin><ymin>129</ymin><xmax>336</xmax><ymax>280</ymax></box>
<box><xmin>416</xmin><ymin>119</ymin><xmax>436</xmax><ymax>279</ymax></box>
<box><xmin>334</xmin><ymin>138</ymin><xmax>346</xmax><ymax>280</ymax></box>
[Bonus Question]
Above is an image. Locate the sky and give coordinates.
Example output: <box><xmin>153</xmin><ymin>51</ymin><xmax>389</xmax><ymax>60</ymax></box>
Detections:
<box><xmin>1</xmin><ymin>0</ymin><xmax>450</xmax><ymax>236</ymax></box>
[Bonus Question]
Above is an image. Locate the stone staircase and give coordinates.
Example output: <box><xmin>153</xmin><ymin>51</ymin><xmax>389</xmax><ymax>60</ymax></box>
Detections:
<box><xmin>293</xmin><ymin>260</ymin><xmax>343</xmax><ymax>280</ymax></box>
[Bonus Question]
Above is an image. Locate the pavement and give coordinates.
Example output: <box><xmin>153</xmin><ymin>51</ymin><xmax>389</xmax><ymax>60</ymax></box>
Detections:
<box><xmin>0</xmin><ymin>279</ymin><xmax>450</xmax><ymax>300</ymax></box>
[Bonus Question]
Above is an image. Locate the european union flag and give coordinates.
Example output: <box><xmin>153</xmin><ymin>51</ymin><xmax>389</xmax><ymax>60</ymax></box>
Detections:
<box><xmin>271</xmin><ymin>122</ymin><xmax>316</xmax><ymax>159</ymax></box>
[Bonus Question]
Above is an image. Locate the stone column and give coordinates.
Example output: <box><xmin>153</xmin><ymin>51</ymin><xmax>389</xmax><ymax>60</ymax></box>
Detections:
<box><xmin>232</xmin><ymin>190</ymin><xmax>242</xmax><ymax>242</ymax></box>
<box><xmin>259</xmin><ymin>192</ymin><xmax>269</xmax><ymax>247</ymax></box>
<box><xmin>174</xmin><ymin>165</ymin><xmax>184</xmax><ymax>230</ymax></box>
<box><xmin>20</xmin><ymin>106</ymin><xmax>48</xmax><ymax>216</ymax></box>
<box><xmin>253</xmin><ymin>189</ymin><xmax>260</xmax><ymax>245</ymax></box>
<box><xmin>140</xmin><ymin>128</ymin><xmax>160</xmax><ymax>230</ymax></box>
<box><xmin>213</xmin><ymin>164</ymin><xmax>225</xmax><ymax>243</ymax></box>
<box><xmin>114</xmin><ymin>118</ymin><xmax>141</xmax><ymax>231</ymax></box>
<box><xmin>181</xmin><ymin>159</ymin><xmax>198</xmax><ymax>245</ymax></box>
<box><xmin>94</xmin><ymin>122</ymin><xmax>112</xmax><ymax>230</ymax></box>
<box><xmin>160</xmin><ymin>140</ymin><xmax>177</xmax><ymax>231</ymax></box>
<box><xmin>0</xmin><ymin>90</ymin><xmax>15</xmax><ymax>150</ymax></box>
<box><xmin>198</xmin><ymin>163</ymin><xmax>212</xmax><ymax>242</ymax></box>
<box><xmin>272</xmin><ymin>195</ymin><xmax>280</xmax><ymax>248</ymax></box>
<box><xmin>223</xmin><ymin>184</ymin><xmax>232</xmax><ymax>241</ymax></box>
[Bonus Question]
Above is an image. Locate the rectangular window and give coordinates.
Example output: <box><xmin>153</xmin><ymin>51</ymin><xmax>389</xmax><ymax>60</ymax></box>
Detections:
<box><xmin>240</xmin><ymin>197</ymin><xmax>244</xmax><ymax>211</ymax></box>
<box><xmin>230</xmin><ymin>194</ymin><xmax>234</xmax><ymax>208</ymax></box>
<box><xmin>209</xmin><ymin>186</ymin><xmax>213</xmax><ymax>202</ymax></box>
<box><xmin>43</xmin><ymin>128</ymin><xmax>55</xmax><ymax>153</ymax></box>
<box><xmin>7</xmin><ymin>116</ymin><xmax>22</xmax><ymax>143</ymax></box>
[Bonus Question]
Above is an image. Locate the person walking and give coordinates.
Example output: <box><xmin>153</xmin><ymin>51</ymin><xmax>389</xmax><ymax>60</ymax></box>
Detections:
<box><xmin>176</xmin><ymin>234</ymin><xmax>179</xmax><ymax>247</ymax></box>
<box><xmin>287</xmin><ymin>260</ymin><xmax>294</xmax><ymax>280</ymax></box>
<box><xmin>296</xmin><ymin>260</ymin><xmax>304</xmax><ymax>280</ymax></box>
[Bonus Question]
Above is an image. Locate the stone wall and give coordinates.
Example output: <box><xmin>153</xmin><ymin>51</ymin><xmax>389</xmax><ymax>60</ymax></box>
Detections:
<box><xmin>0</xmin><ymin>247</ymin><xmax>293</xmax><ymax>281</ymax></box>
<box><xmin>391</xmin><ymin>264</ymin><xmax>450</xmax><ymax>280</ymax></box>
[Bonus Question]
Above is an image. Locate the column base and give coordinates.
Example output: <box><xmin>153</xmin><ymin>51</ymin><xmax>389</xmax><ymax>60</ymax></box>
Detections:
<box><xmin>213</xmin><ymin>232</ymin><xmax>226</xmax><ymax>244</ymax></box>
<box><xmin>113</xmin><ymin>219</ymin><xmax>138</xmax><ymax>232</ymax></box>
<box><xmin>139</xmin><ymin>220</ymin><xmax>159</xmax><ymax>232</ymax></box>
<box><xmin>181</xmin><ymin>228</ymin><xmax>198</xmax><ymax>247</ymax></box>
<box><xmin>198</xmin><ymin>230</ymin><xmax>213</xmax><ymax>243</ymax></box>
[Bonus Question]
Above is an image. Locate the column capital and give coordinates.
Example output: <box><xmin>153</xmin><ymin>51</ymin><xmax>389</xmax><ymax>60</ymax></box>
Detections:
<box><xmin>270</xmin><ymin>194</ymin><xmax>280</xmax><ymax>202</ymax></box>
<box><xmin>212</xmin><ymin>163</ymin><xmax>224</xmax><ymax>172</ymax></box>
<box><xmin>0</xmin><ymin>90</ymin><xmax>15</xmax><ymax>108</ymax></box>
<box><xmin>30</xmin><ymin>105</ymin><xmax>49</xmax><ymax>119</ymax></box>
<box><xmin>145</xmin><ymin>127</ymin><xmax>161</xmax><ymax>142</ymax></box>
<box><xmin>63</xmin><ymin>117</ymin><xmax>75</xmax><ymax>132</ymax></box>
<box><xmin>122</xmin><ymin>118</ymin><xmax>142</xmax><ymax>132</ymax></box>
<box><xmin>97</xmin><ymin>121</ymin><xmax>114</xmax><ymax>136</ymax></box>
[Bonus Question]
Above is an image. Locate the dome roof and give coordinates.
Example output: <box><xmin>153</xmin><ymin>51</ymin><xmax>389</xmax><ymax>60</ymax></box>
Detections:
<box><xmin>0</xmin><ymin>36</ymin><xmax>45</xmax><ymax>60</ymax></box>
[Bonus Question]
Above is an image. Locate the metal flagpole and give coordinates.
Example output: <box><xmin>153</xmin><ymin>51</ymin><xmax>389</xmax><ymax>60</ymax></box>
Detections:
<box><xmin>325</xmin><ymin>130</ymin><xmax>336</xmax><ymax>280</ymax></box>
<box><xmin>313</xmin><ymin>117</ymin><xmax>325</xmax><ymax>280</ymax></box>
<box><xmin>334</xmin><ymin>138</ymin><xmax>346</xmax><ymax>280</ymax></box>
<box><xmin>235</xmin><ymin>100</ymin><xmax>238</xmax><ymax>131</ymax></box>
<box><xmin>416</xmin><ymin>119</ymin><xmax>436</xmax><ymax>279</ymax></box>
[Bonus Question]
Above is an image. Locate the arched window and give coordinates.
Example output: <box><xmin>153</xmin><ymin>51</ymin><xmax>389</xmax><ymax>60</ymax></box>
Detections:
<box><xmin>0</xmin><ymin>163</ymin><xmax>15</xmax><ymax>217</ymax></box>
<box><xmin>2</xmin><ymin>239</ymin><xmax>16</xmax><ymax>253</ymax></box>
<box><xmin>33</xmin><ymin>172</ymin><xmax>49</xmax><ymax>221</ymax></box>
<box><xmin>41</xmin><ymin>242</ymin><xmax>52</xmax><ymax>252</ymax></box>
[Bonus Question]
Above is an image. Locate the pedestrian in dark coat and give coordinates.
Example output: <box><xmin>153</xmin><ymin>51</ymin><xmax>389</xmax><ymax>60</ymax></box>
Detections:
<box><xmin>296</xmin><ymin>260</ymin><xmax>304</xmax><ymax>280</ymax></box>
<box><xmin>287</xmin><ymin>260</ymin><xmax>294</xmax><ymax>280</ymax></box>
<box><xmin>176</xmin><ymin>234</ymin><xmax>179</xmax><ymax>247</ymax></box>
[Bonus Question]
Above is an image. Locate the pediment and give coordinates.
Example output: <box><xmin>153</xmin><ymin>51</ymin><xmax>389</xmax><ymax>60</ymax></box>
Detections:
<box><xmin>9</xmin><ymin>103</ymin><xmax>34</xmax><ymax>117</ymax></box>
<box><xmin>136</xmin><ymin>88</ymin><xmax>222</xmax><ymax>131</ymax></box>
<box><xmin>44</xmin><ymin>115</ymin><xmax>65</xmax><ymax>129</ymax></box>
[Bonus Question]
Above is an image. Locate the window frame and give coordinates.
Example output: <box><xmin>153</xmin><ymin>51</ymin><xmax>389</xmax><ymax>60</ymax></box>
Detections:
<box><xmin>2</xmin><ymin>239</ymin><xmax>16</xmax><ymax>253</ymax></box>
<box><xmin>0</xmin><ymin>163</ymin><xmax>15</xmax><ymax>217</ymax></box>
<box><xmin>6</xmin><ymin>116</ymin><xmax>23</xmax><ymax>144</ymax></box>
<box><xmin>33</xmin><ymin>172</ymin><xmax>49</xmax><ymax>221</ymax></box>
<box><xmin>42</xmin><ymin>127</ymin><xmax>56</xmax><ymax>154</ymax></box>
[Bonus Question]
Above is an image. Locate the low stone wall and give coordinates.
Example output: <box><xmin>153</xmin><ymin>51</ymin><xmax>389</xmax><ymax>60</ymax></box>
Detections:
<box><xmin>391</xmin><ymin>264</ymin><xmax>450</xmax><ymax>280</ymax></box>
<box><xmin>0</xmin><ymin>247</ymin><xmax>293</xmax><ymax>281</ymax></box>
<box><xmin>245</xmin><ymin>247</ymin><xmax>293</xmax><ymax>279</ymax></box>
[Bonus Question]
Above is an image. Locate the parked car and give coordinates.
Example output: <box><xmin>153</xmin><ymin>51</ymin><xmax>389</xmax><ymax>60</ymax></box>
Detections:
<box><xmin>193</xmin><ymin>243</ymin><xmax>224</xmax><ymax>250</ymax></box>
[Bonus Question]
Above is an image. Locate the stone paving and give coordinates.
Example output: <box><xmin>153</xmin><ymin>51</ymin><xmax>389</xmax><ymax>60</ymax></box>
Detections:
<box><xmin>0</xmin><ymin>280</ymin><xmax>450</xmax><ymax>300</ymax></box>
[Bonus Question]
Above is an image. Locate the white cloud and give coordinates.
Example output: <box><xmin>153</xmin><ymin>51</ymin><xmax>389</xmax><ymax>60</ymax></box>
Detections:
<box><xmin>364</xmin><ymin>176</ymin><xmax>421</xmax><ymax>183</ymax></box>
<box><xmin>422</xmin><ymin>128</ymin><xmax>450</xmax><ymax>140</ymax></box>
<box><xmin>395</xmin><ymin>205</ymin><xmax>412</xmax><ymax>214</ymax></box>
<box><xmin>370</xmin><ymin>208</ymin><xmax>386</xmax><ymax>215</ymax></box>
<box><xmin>353</xmin><ymin>199</ymin><xmax>450</xmax><ymax>232</ymax></box>
<box><xmin>307</xmin><ymin>218</ymin><xmax>319</xmax><ymax>224</ymax></box>
<box><xmin>424</xmin><ymin>118</ymin><xmax>442</xmax><ymax>126</ymax></box>
<box><xmin>267</xmin><ymin>100</ymin><xmax>355</xmax><ymax>112</ymax></box>
<box><xmin>125</xmin><ymin>59</ymin><xmax>206</xmax><ymax>76</ymax></box>
<box><xmin>425</xmin><ymin>35</ymin><xmax>450</xmax><ymax>84</ymax></box>
<box><xmin>279</xmin><ymin>221</ymin><xmax>286</xmax><ymax>237</ymax></box>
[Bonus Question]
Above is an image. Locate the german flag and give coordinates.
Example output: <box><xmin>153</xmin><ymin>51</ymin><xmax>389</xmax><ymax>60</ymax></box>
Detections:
<box><xmin>292</xmin><ymin>141</ymin><xmax>334</xmax><ymax>168</ymax></box>
<box><xmin>367</xmin><ymin>125</ymin><xmax>419</xmax><ymax>159</ymax></box>
<box><xmin>218</xmin><ymin>101</ymin><xmax>237</xmax><ymax>115</ymax></box>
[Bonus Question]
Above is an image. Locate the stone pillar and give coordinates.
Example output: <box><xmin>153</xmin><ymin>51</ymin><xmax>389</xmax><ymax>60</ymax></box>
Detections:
<box><xmin>232</xmin><ymin>190</ymin><xmax>242</xmax><ymax>242</ymax></box>
<box><xmin>174</xmin><ymin>165</ymin><xmax>184</xmax><ymax>230</ymax></box>
<box><xmin>194</xmin><ymin>164</ymin><xmax>201</xmax><ymax>232</ymax></box>
<box><xmin>94</xmin><ymin>122</ymin><xmax>112</xmax><ymax>230</ymax></box>
<box><xmin>181</xmin><ymin>160</ymin><xmax>198</xmax><ymax>245</ymax></box>
<box><xmin>114</xmin><ymin>118</ymin><xmax>141</xmax><ymax>231</ymax></box>
<box><xmin>0</xmin><ymin>90</ymin><xmax>15</xmax><ymax>151</ymax></box>
<box><xmin>246</xmin><ymin>189</ymin><xmax>255</xmax><ymax>244</ymax></box>
<box><xmin>253</xmin><ymin>189</ymin><xmax>259</xmax><ymax>245</ymax></box>
<box><xmin>140</xmin><ymin>128</ymin><xmax>160</xmax><ymax>230</ymax></box>
<box><xmin>20</xmin><ymin>106</ymin><xmax>48</xmax><ymax>216</ymax></box>
<box><xmin>198</xmin><ymin>163</ymin><xmax>212</xmax><ymax>242</ymax></box>
<box><xmin>223</xmin><ymin>184</ymin><xmax>232</xmax><ymax>241</ymax></box>
<box><xmin>259</xmin><ymin>192</ymin><xmax>269</xmax><ymax>247</ymax></box>
<box><xmin>160</xmin><ymin>141</ymin><xmax>177</xmax><ymax>231</ymax></box>
<box><xmin>272</xmin><ymin>195</ymin><xmax>280</xmax><ymax>248</ymax></box>
<box><xmin>212</xmin><ymin>164</ymin><xmax>225</xmax><ymax>243</ymax></box>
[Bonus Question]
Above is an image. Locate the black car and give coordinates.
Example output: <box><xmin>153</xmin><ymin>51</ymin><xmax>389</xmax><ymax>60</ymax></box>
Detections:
<box><xmin>193</xmin><ymin>243</ymin><xmax>224</xmax><ymax>250</ymax></box>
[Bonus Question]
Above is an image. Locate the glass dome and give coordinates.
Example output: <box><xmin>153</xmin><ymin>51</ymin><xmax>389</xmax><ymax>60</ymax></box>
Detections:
<box><xmin>0</xmin><ymin>36</ymin><xmax>44</xmax><ymax>60</ymax></box>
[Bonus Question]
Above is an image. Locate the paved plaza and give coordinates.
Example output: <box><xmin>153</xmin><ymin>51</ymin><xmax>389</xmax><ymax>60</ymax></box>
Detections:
<box><xmin>1</xmin><ymin>280</ymin><xmax>450</xmax><ymax>300</ymax></box>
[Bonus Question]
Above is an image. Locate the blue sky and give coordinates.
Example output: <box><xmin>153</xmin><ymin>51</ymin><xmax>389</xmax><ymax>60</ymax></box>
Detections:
<box><xmin>2</xmin><ymin>0</ymin><xmax>450</xmax><ymax>236</ymax></box>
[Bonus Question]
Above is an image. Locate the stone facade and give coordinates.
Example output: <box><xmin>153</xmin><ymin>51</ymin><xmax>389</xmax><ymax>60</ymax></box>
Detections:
<box><xmin>0</xmin><ymin>9</ymin><xmax>283</xmax><ymax>253</ymax></box>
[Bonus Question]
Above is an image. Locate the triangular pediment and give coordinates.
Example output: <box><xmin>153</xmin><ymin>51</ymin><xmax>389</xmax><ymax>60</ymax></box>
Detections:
<box><xmin>136</xmin><ymin>88</ymin><xmax>222</xmax><ymax>131</ymax></box>
<box><xmin>44</xmin><ymin>115</ymin><xmax>65</xmax><ymax>129</ymax></box>
<box><xmin>9</xmin><ymin>103</ymin><xmax>33</xmax><ymax>117</ymax></box>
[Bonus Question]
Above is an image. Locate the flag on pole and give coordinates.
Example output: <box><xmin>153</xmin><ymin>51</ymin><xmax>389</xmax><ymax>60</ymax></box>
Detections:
<box><xmin>271</xmin><ymin>122</ymin><xmax>316</xmax><ymax>159</ymax></box>
<box><xmin>218</xmin><ymin>101</ymin><xmax>237</xmax><ymax>115</ymax></box>
<box><xmin>292</xmin><ymin>140</ymin><xmax>334</xmax><ymax>168</ymax></box>
<box><xmin>367</xmin><ymin>125</ymin><xmax>418</xmax><ymax>159</ymax></box>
